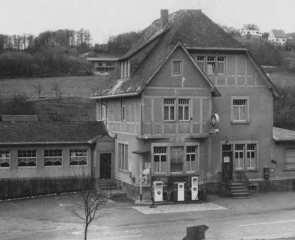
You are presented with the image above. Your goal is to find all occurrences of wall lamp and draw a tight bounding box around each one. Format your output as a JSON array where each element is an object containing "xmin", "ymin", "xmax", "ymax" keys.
[{"xmin": 225, "ymin": 136, "xmax": 229, "ymax": 145}]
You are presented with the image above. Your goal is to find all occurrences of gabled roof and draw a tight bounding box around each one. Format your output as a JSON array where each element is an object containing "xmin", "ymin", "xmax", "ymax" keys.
[
  {"xmin": 271, "ymin": 29, "xmax": 287, "ymax": 38},
  {"xmin": 243, "ymin": 24, "xmax": 260, "ymax": 31},
  {"xmin": 92, "ymin": 10, "xmax": 245, "ymax": 99},
  {"xmin": 0, "ymin": 121, "xmax": 109, "ymax": 144},
  {"xmin": 273, "ymin": 127, "xmax": 295, "ymax": 142}
]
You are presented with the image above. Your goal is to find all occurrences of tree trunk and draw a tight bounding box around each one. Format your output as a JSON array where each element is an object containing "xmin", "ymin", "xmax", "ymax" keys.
[{"xmin": 84, "ymin": 223, "xmax": 89, "ymax": 240}]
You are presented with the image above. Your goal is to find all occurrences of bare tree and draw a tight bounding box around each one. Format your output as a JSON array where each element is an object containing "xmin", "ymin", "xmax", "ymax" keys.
[
  {"xmin": 71, "ymin": 169, "xmax": 107, "ymax": 240},
  {"xmin": 33, "ymin": 83, "xmax": 44, "ymax": 98},
  {"xmin": 51, "ymin": 82, "xmax": 62, "ymax": 100}
]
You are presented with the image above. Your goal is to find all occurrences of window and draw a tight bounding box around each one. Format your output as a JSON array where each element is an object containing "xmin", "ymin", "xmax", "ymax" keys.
[
  {"xmin": 124, "ymin": 61, "xmax": 127, "ymax": 78},
  {"xmin": 246, "ymin": 144, "xmax": 256, "ymax": 169},
  {"xmin": 186, "ymin": 146, "xmax": 197, "ymax": 172},
  {"xmin": 127, "ymin": 60, "xmax": 130, "ymax": 77},
  {"xmin": 178, "ymin": 99, "xmax": 190, "ymax": 121},
  {"xmin": 171, "ymin": 146, "xmax": 184, "ymax": 173},
  {"xmin": 172, "ymin": 60, "xmax": 182, "ymax": 76},
  {"xmin": 70, "ymin": 150, "xmax": 87, "ymax": 166},
  {"xmin": 196, "ymin": 56, "xmax": 205, "ymax": 72},
  {"xmin": 120, "ymin": 62, "xmax": 123, "ymax": 78},
  {"xmin": 98, "ymin": 62, "xmax": 102, "ymax": 66},
  {"xmin": 121, "ymin": 101, "xmax": 126, "ymax": 121},
  {"xmin": 216, "ymin": 57, "xmax": 225, "ymax": 74},
  {"xmin": 232, "ymin": 98, "xmax": 248, "ymax": 122},
  {"xmin": 207, "ymin": 56, "xmax": 215, "ymax": 75},
  {"xmin": 118, "ymin": 142, "xmax": 128, "ymax": 171},
  {"xmin": 235, "ymin": 144, "xmax": 244, "ymax": 170},
  {"xmin": 153, "ymin": 147, "xmax": 167, "ymax": 173},
  {"xmin": 164, "ymin": 99, "xmax": 175, "ymax": 121},
  {"xmin": 101, "ymin": 104, "xmax": 107, "ymax": 122},
  {"xmin": 44, "ymin": 150, "xmax": 62, "ymax": 166},
  {"xmin": 233, "ymin": 143, "xmax": 257, "ymax": 170},
  {"xmin": 0, "ymin": 150, "xmax": 10, "ymax": 168},
  {"xmin": 106, "ymin": 62, "xmax": 112, "ymax": 66},
  {"xmin": 18, "ymin": 150, "xmax": 36, "ymax": 167},
  {"xmin": 285, "ymin": 149, "xmax": 295, "ymax": 169}
]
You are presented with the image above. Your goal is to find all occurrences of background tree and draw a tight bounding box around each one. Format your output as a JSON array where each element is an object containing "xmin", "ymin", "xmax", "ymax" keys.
[{"xmin": 33, "ymin": 83, "xmax": 44, "ymax": 98}]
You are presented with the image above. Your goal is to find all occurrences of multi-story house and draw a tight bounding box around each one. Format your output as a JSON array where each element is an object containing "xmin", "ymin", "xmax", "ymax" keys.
[
  {"xmin": 92, "ymin": 9, "xmax": 285, "ymax": 200},
  {"xmin": 86, "ymin": 56, "xmax": 119, "ymax": 73},
  {"xmin": 268, "ymin": 29, "xmax": 287, "ymax": 46},
  {"xmin": 241, "ymin": 24, "xmax": 262, "ymax": 38}
]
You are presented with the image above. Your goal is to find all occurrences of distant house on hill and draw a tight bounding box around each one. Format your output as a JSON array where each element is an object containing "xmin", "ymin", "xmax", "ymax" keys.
[
  {"xmin": 241, "ymin": 24, "xmax": 262, "ymax": 38},
  {"xmin": 268, "ymin": 29, "xmax": 287, "ymax": 46},
  {"xmin": 86, "ymin": 56, "xmax": 120, "ymax": 74}
]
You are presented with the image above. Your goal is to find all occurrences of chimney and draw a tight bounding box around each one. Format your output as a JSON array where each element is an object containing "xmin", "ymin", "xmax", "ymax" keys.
[{"xmin": 161, "ymin": 9, "xmax": 169, "ymax": 28}]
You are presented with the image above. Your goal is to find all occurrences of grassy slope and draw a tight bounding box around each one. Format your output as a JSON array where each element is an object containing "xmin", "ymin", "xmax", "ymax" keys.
[{"xmin": 0, "ymin": 76, "xmax": 107, "ymax": 121}]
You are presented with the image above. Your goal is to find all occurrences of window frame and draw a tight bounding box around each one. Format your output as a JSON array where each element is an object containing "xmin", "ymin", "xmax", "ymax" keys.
[
  {"xmin": 0, "ymin": 150, "xmax": 10, "ymax": 168},
  {"xmin": 44, "ymin": 149, "xmax": 63, "ymax": 167},
  {"xmin": 178, "ymin": 98, "xmax": 191, "ymax": 121},
  {"xmin": 231, "ymin": 97, "xmax": 249, "ymax": 124},
  {"xmin": 172, "ymin": 60, "xmax": 183, "ymax": 77},
  {"xmin": 164, "ymin": 98, "xmax": 176, "ymax": 122},
  {"xmin": 17, "ymin": 150, "xmax": 37, "ymax": 168},
  {"xmin": 196, "ymin": 56, "xmax": 206, "ymax": 72},
  {"xmin": 186, "ymin": 146, "xmax": 197, "ymax": 173},
  {"xmin": 284, "ymin": 148, "xmax": 295, "ymax": 170},
  {"xmin": 121, "ymin": 100, "xmax": 126, "ymax": 121},
  {"xmin": 101, "ymin": 104, "xmax": 107, "ymax": 122},
  {"xmin": 153, "ymin": 146, "xmax": 168, "ymax": 174},
  {"xmin": 118, "ymin": 141, "xmax": 128, "ymax": 171},
  {"xmin": 70, "ymin": 149, "xmax": 88, "ymax": 166}
]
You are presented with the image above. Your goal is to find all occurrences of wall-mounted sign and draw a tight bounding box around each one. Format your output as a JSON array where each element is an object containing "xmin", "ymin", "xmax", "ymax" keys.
[
  {"xmin": 211, "ymin": 114, "xmax": 220, "ymax": 128},
  {"xmin": 224, "ymin": 156, "xmax": 230, "ymax": 163}
]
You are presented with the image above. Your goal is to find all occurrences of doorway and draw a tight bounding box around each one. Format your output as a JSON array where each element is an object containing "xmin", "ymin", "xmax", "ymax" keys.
[
  {"xmin": 222, "ymin": 144, "xmax": 233, "ymax": 182},
  {"xmin": 100, "ymin": 153, "xmax": 112, "ymax": 179}
]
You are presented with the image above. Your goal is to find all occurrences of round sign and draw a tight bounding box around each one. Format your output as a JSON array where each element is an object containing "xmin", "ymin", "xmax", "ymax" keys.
[{"xmin": 211, "ymin": 114, "xmax": 219, "ymax": 128}]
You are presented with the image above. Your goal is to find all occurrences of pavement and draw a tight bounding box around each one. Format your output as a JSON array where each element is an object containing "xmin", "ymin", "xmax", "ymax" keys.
[{"xmin": 1, "ymin": 191, "xmax": 295, "ymax": 240}]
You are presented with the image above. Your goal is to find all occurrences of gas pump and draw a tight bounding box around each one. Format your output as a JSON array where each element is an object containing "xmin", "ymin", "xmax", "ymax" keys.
[
  {"xmin": 173, "ymin": 182, "xmax": 186, "ymax": 201},
  {"xmin": 191, "ymin": 176, "xmax": 198, "ymax": 200},
  {"xmin": 153, "ymin": 181, "xmax": 163, "ymax": 202}
]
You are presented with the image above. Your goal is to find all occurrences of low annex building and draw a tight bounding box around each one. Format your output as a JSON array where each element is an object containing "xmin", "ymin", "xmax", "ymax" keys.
[{"xmin": 0, "ymin": 120, "xmax": 114, "ymax": 188}]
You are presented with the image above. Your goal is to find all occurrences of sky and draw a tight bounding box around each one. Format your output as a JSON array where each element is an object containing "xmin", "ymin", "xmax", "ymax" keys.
[{"xmin": 0, "ymin": 0, "xmax": 294, "ymax": 44}]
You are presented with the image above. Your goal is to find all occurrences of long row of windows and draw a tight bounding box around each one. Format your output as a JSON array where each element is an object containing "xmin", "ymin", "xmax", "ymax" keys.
[
  {"xmin": 0, "ymin": 149, "xmax": 88, "ymax": 168},
  {"xmin": 153, "ymin": 146, "xmax": 198, "ymax": 174}
]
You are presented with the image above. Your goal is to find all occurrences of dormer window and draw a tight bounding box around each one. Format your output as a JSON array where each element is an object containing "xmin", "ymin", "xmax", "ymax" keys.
[
  {"xmin": 172, "ymin": 60, "xmax": 182, "ymax": 77},
  {"xmin": 120, "ymin": 60, "xmax": 131, "ymax": 78}
]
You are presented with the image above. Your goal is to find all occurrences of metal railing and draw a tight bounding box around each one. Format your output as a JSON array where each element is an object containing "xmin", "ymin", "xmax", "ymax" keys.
[{"xmin": 235, "ymin": 172, "xmax": 250, "ymax": 188}]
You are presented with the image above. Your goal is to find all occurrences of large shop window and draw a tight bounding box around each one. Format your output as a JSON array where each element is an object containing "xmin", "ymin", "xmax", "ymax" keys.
[
  {"xmin": 153, "ymin": 147, "xmax": 167, "ymax": 173},
  {"xmin": 0, "ymin": 150, "xmax": 10, "ymax": 168},
  {"xmin": 70, "ymin": 149, "xmax": 88, "ymax": 166},
  {"xmin": 285, "ymin": 149, "xmax": 295, "ymax": 169},
  {"xmin": 44, "ymin": 150, "xmax": 62, "ymax": 166},
  {"xmin": 232, "ymin": 98, "xmax": 248, "ymax": 123},
  {"xmin": 118, "ymin": 142, "xmax": 128, "ymax": 171},
  {"xmin": 153, "ymin": 145, "xmax": 198, "ymax": 174},
  {"xmin": 233, "ymin": 143, "xmax": 257, "ymax": 170},
  {"xmin": 18, "ymin": 150, "xmax": 37, "ymax": 167}
]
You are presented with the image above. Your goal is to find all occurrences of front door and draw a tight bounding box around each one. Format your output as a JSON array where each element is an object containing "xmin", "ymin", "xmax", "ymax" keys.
[
  {"xmin": 222, "ymin": 144, "xmax": 233, "ymax": 181},
  {"xmin": 100, "ymin": 153, "xmax": 112, "ymax": 179}
]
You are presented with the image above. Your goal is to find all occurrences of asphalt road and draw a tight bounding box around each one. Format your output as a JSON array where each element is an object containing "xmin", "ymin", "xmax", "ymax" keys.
[{"xmin": 1, "ymin": 192, "xmax": 295, "ymax": 240}]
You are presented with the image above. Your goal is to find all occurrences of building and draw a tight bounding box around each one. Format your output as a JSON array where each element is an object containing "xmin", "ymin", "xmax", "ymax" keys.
[
  {"xmin": 86, "ymin": 57, "xmax": 119, "ymax": 74},
  {"xmin": 241, "ymin": 24, "xmax": 262, "ymax": 38},
  {"xmin": 91, "ymin": 9, "xmax": 294, "ymax": 201},
  {"xmin": 0, "ymin": 120, "xmax": 114, "ymax": 198},
  {"xmin": 268, "ymin": 29, "xmax": 287, "ymax": 46}
]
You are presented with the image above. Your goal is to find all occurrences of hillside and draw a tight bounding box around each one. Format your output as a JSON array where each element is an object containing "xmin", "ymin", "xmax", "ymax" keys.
[{"xmin": 287, "ymin": 32, "xmax": 295, "ymax": 39}]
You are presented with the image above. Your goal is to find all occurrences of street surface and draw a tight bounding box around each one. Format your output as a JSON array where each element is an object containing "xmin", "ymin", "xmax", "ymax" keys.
[{"xmin": 0, "ymin": 192, "xmax": 295, "ymax": 240}]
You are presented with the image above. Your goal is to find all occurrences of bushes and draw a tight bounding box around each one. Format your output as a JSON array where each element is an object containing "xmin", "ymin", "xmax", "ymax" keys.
[{"xmin": 0, "ymin": 47, "xmax": 92, "ymax": 79}]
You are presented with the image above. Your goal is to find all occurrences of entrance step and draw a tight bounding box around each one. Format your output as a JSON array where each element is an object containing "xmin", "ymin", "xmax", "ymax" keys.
[
  {"xmin": 229, "ymin": 181, "xmax": 251, "ymax": 199},
  {"xmin": 96, "ymin": 179, "xmax": 118, "ymax": 190}
]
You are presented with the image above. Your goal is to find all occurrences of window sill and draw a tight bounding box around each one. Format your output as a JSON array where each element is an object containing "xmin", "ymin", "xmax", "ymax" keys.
[
  {"xmin": 172, "ymin": 75, "xmax": 182, "ymax": 78},
  {"xmin": 234, "ymin": 169, "xmax": 259, "ymax": 172},
  {"xmin": 164, "ymin": 120, "xmax": 176, "ymax": 123},
  {"xmin": 0, "ymin": 167, "xmax": 10, "ymax": 169},
  {"xmin": 45, "ymin": 166, "xmax": 63, "ymax": 168},
  {"xmin": 283, "ymin": 168, "xmax": 295, "ymax": 171},
  {"xmin": 70, "ymin": 165, "xmax": 88, "ymax": 167},
  {"xmin": 231, "ymin": 121, "xmax": 250, "ymax": 125},
  {"xmin": 118, "ymin": 169, "xmax": 129, "ymax": 173},
  {"xmin": 18, "ymin": 167, "xmax": 37, "ymax": 169}
]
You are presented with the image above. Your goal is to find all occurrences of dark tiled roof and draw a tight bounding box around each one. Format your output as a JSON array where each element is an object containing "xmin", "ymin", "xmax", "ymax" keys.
[
  {"xmin": 92, "ymin": 10, "xmax": 240, "ymax": 98},
  {"xmin": 272, "ymin": 29, "xmax": 287, "ymax": 38},
  {"xmin": 0, "ymin": 121, "xmax": 108, "ymax": 144},
  {"xmin": 1, "ymin": 115, "xmax": 38, "ymax": 122},
  {"xmin": 273, "ymin": 127, "xmax": 295, "ymax": 142}
]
